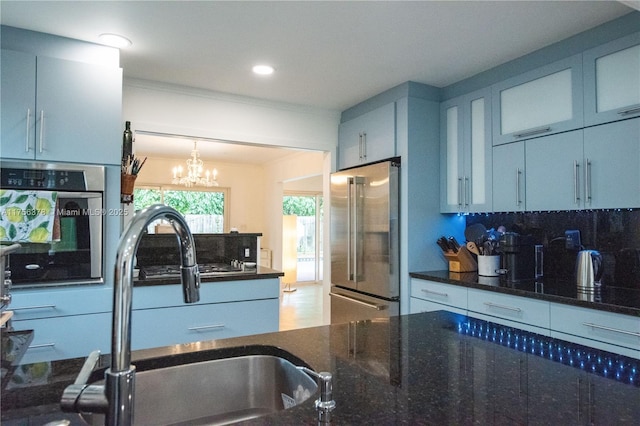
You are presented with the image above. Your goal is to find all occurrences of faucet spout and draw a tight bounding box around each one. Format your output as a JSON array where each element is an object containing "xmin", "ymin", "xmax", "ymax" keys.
[{"xmin": 61, "ymin": 204, "xmax": 200, "ymax": 426}]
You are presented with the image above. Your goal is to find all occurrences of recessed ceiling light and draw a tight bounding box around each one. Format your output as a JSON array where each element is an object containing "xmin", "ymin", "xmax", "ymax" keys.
[
  {"xmin": 99, "ymin": 33, "xmax": 132, "ymax": 48},
  {"xmin": 252, "ymin": 64, "xmax": 275, "ymax": 75}
]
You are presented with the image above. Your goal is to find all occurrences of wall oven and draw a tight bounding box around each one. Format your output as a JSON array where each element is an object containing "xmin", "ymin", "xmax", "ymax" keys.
[{"xmin": 0, "ymin": 161, "xmax": 105, "ymax": 287}]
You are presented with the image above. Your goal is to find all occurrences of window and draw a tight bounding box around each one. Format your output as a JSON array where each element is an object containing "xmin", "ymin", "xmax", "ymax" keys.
[{"xmin": 134, "ymin": 186, "xmax": 228, "ymax": 233}]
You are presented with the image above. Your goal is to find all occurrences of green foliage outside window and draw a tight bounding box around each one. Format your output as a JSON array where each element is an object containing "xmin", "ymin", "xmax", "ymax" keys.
[
  {"xmin": 283, "ymin": 196, "xmax": 318, "ymax": 216},
  {"xmin": 133, "ymin": 188, "xmax": 225, "ymax": 233}
]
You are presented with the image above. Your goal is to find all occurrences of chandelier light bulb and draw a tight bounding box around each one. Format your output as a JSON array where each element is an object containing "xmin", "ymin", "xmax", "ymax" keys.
[{"xmin": 171, "ymin": 140, "xmax": 219, "ymax": 187}]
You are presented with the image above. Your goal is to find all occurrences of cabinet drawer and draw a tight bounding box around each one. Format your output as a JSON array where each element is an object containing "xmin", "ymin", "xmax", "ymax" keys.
[
  {"xmin": 132, "ymin": 299, "xmax": 279, "ymax": 350},
  {"xmin": 410, "ymin": 279, "xmax": 467, "ymax": 311},
  {"xmin": 410, "ymin": 297, "xmax": 466, "ymax": 316},
  {"xmin": 133, "ymin": 278, "xmax": 280, "ymax": 309},
  {"xmin": 549, "ymin": 303, "xmax": 640, "ymax": 356},
  {"xmin": 13, "ymin": 313, "xmax": 111, "ymax": 363},
  {"xmin": 467, "ymin": 288, "xmax": 550, "ymax": 331},
  {"xmin": 10, "ymin": 286, "xmax": 112, "ymax": 320}
]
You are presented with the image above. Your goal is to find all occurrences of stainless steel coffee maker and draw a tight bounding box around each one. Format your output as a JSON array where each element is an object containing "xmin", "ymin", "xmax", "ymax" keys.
[{"xmin": 576, "ymin": 250, "xmax": 603, "ymax": 298}]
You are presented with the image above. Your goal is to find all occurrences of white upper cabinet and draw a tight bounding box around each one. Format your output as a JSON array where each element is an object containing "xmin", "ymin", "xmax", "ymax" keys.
[
  {"xmin": 525, "ymin": 118, "xmax": 640, "ymax": 211},
  {"xmin": 492, "ymin": 55, "xmax": 583, "ymax": 146},
  {"xmin": 440, "ymin": 88, "xmax": 492, "ymax": 213},
  {"xmin": 583, "ymin": 117, "xmax": 640, "ymax": 209},
  {"xmin": 492, "ymin": 141, "xmax": 526, "ymax": 212},
  {"xmin": 583, "ymin": 32, "xmax": 640, "ymax": 126},
  {"xmin": 338, "ymin": 102, "xmax": 395, "ymax": 170},
  {"xmin": 525, "ymin": 130, "xmax": 584, "ymax": 211},
  {"xmin": 1, "ymin": 49, "xmax": 123, "ymax": 165}
]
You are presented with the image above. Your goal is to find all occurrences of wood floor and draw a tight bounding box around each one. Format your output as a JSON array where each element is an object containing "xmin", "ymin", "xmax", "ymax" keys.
[{"xmin": 279, "ymin": 283, "xmax": 324, "ymax": 331}]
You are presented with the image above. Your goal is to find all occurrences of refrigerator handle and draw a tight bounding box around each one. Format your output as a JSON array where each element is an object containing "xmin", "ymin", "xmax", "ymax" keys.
[
  {"xmin": 347, "ymin": 177, "xmax": 354, "ymax": 282},
  {"xmin": 329, "ymin": 292, "xmax": 387, "ymax": 310}
]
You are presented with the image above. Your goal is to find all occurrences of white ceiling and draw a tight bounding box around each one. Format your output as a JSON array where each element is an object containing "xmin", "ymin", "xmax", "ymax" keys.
[{"xmin": 1, "ymin": 1, "xmax": 635, "ymax": 163}]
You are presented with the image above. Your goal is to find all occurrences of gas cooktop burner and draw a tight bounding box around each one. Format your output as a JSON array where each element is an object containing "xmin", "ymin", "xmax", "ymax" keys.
[{"xmin": 139, "ymin": 263, "xmax": 243, "ymax": 279}]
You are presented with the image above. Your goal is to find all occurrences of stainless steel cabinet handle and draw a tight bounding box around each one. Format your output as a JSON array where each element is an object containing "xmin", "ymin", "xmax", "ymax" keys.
[
  {"xmin": 582, "ymin": 322, "xmax": 640, "ymax": 338},
  {"xmin": 330, "ymin": 292, "xmax": 386, "ymax": 310},
  {"xmin": 362, "ymin": 132, "xmax": 367, "ymax": 159},
  {"xmin": 617, "ymin": 106, "xmax": 640, "ymax": 116},
  {"xmin": 187, "ymin": 324, "xmax": 225, "ymax": 331},
  {"xmin": 358, "ymin": 133, "xmax": 363, "ymax": 160},
  {"xmin": 513, "ymin": 126, "xmax": 551, "ymax": 139},
  {"xmin": 421, "ymin": 288, "xmax": 448, "ymax": 298},
  {"xmin": 39, "ymin": 110, "xmax": 45, "ymax": 153},
  {"xmin": 458, "ymin": 177, "xmax": 463, "ymax": 207},
  {"xmin": 29, "ymin": 343, "xmax": 56, "ymax": 349},
  {"xmin": 483, "ymin": 302, "xmax": 522, "ymax": 312},
  {"xmin": 464, "ymin": 176, "xmax": 470, "ymax": 207},
  {"xmin": 585, "ymin": 159, "xmax": 592, "ymax": 204},
  {"xmin": 25, "ymin": 108, "xmax": 31, "ymax": 152},
  {"xmin": 573, "ymin": 160, "xmax": 580, "ymax": 204},
  {"xmin": 516, "ymin": 169, "xmax": 522, "ymax": 206},
  {"xmin": 12, "ymin": 304, "xmax": 56, "ymax": 311}
]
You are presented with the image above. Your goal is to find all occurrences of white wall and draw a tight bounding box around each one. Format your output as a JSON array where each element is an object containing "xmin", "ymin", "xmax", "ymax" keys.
[
  {"xmin": 123, "ymin": 78, "xmax": 340, "ymax": 152},
  {"xmin": 133, "ymin": 156, "xmax": 266, "ymax": 234}
]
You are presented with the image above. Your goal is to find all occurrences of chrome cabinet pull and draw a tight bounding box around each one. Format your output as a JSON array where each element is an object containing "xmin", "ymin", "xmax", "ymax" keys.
[
  {"xmin": 187, "ymin": 324, "xmax": 225, "ymax": 331},
  {"xmin": 29, "ymin": 343, "xmax": 56, "ymax": 349},
  {"xmin": 516, "ymin": 169, "xmax": 522, "ymax": 206},
  {"xmin": 483, "ymin": 301, "xmax": 522, "ymax": 312},
  {"xmin": 582, "ymin": 322, "xmax": 640, "ymax": 338},
  {"xmin": 458, "ymin": 177, "xmax": 463, "ymax": 207},
  {"xmin": 362, "ymin": 132, "xmax": 367, "ymax": 159},
  {"xmin": 513, "ymin": 126, "xmax": 551, "ymax": 139},
  {"xmin": 464, "ymin": 176, "xmax": 470, "ymax": 206},
  {"xmin": 39, "ymin": 110, "xmax": 45, "ymax": 153},
  {"xmin": 585, "ymin": 159, "xmax": 592, "ymax": 204},
  {"xmin": 574, "ymin": 160, "xmax": 580, "ymax": 204},
  {"xmin": 12, "ymin": 304, "xmax": 56, "ymax": 311},
  {"xmin": 617, "ymin": 106, "xmax": 640, "ymax": 116},
  {"xmin": 421, "ymin": 288, "xmax": 448, "ymax": 298},
  {"xmin": 25, "ymin": 108, "xmax": 31, "ymax": 152}
]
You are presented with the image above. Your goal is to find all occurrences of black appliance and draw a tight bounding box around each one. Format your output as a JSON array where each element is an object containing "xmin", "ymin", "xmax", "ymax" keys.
[{"xmin": 499, "ymin": 232, "xmax": 535, "ymax": 282}]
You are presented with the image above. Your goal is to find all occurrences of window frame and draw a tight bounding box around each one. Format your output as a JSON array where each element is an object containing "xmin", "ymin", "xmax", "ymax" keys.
[{"xmin": 134, "ymin": 184, "xmax": 230, "ymax": 233}]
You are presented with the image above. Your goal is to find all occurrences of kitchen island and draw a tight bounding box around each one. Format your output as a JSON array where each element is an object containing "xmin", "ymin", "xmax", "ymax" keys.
[{"xmin": 2, "ymin": 311, "xmax": 639, "ymax": 425}]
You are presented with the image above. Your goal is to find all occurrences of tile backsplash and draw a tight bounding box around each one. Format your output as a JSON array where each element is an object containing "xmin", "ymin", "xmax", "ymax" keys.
[{"xmin": 466, "ymin": 210, "xmax": 640, "ymax": 288}]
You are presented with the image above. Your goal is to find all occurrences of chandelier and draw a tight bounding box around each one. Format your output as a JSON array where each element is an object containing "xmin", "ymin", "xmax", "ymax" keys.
[{"xmin": 171, "ymin": 140, "xmax": 218, "ymax": 187}]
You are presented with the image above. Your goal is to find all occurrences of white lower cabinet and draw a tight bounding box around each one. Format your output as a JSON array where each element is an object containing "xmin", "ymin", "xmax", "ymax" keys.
[
  {"xmin": 466, "ymin": 288, "xmax": 550, "ymax": 335},
  {"xmin": 9, "ymin": 279, "xmax": 281, "ymax": 362},
  {"xmin": 13, "ymin": 313, "xmax": 111, "ymax": 364},
  {"xmin": 132, "ymin": 299, "xmax": 279, "ymax": 351},
  {"xmin": 409, "ymin": 278, "xmax": 467, "ymax": 315},
  {"xmin": 549, "ymin": 303, "xmax": 640, "ymax": 359}
]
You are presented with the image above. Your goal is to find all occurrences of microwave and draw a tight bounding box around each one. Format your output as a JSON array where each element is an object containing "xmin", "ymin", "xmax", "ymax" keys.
[{"xmin": 0, "ymin": 161, "xmax": 105, "ymax": 287}]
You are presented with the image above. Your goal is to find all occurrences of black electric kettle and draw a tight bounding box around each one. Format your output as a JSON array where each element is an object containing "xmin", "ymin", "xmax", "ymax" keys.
[{"xmin": 575, "ymin": 250, "xmax": 603, "ymax": 292}]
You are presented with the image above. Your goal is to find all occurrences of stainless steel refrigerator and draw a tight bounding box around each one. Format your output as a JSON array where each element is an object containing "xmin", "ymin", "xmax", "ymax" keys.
[{"xmin": 330, "ymin": 159, "xmax": 400, "ymax": 324}]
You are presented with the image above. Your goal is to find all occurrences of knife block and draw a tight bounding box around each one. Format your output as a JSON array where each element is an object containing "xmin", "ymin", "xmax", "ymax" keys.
[{"xmin": 443, "ymin": 246, "xmax": 478, "ymax": 272}]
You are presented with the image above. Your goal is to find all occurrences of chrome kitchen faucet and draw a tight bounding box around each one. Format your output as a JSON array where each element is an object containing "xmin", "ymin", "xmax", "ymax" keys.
[{"xmin": 61, "ymin": 204, "xmax": 201, "ymax": 426}]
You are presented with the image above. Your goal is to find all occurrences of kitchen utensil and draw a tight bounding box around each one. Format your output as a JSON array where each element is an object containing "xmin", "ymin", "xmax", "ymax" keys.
[
  {"xmin": 448, "ymin": 236, "xmax": 460, "ymax": 253},
  {"xmin": 437, "ymin": 236, "xmax": 451, "ymax": 253},
  {"xmin": 576, "ymin": 250, "xmax": 603, "ymax": 292},
  {"xmin": 466, "ymin": 241, "xmax": 480, "ymax": 256},
  {"xmin": 464, "ymin": 223, "xmax": 487, "ymax": 244}
]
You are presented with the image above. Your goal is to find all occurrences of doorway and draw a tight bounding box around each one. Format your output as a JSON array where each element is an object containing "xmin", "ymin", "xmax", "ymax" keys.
[{"xmin": 282, "ymin": 193, "xmax": 323, "ymax": 283}]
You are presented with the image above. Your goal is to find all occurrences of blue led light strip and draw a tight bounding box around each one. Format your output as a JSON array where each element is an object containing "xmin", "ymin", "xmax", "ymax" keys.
[{"xmin": 457, "ymin": 318, "xmax": 639, "ymax": 387}]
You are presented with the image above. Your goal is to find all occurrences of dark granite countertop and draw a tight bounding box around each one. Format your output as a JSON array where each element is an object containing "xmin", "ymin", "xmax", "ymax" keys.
[
  {"xmin": 2, "ymin": 311, "xmax": 639, "ymax": 425},
  {"xmin": 134, "ymin": 265, "xmax": 284, "ymax": 287},
  {"xmin": 411, "ymin": 270, "xmax": 640, "ymax": 317}
]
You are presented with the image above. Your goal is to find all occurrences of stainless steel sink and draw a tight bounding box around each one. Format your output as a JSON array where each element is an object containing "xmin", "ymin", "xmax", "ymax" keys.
[{"xmin": 81, "ymin": 354, "xmax": 318, "ymax": 425}]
